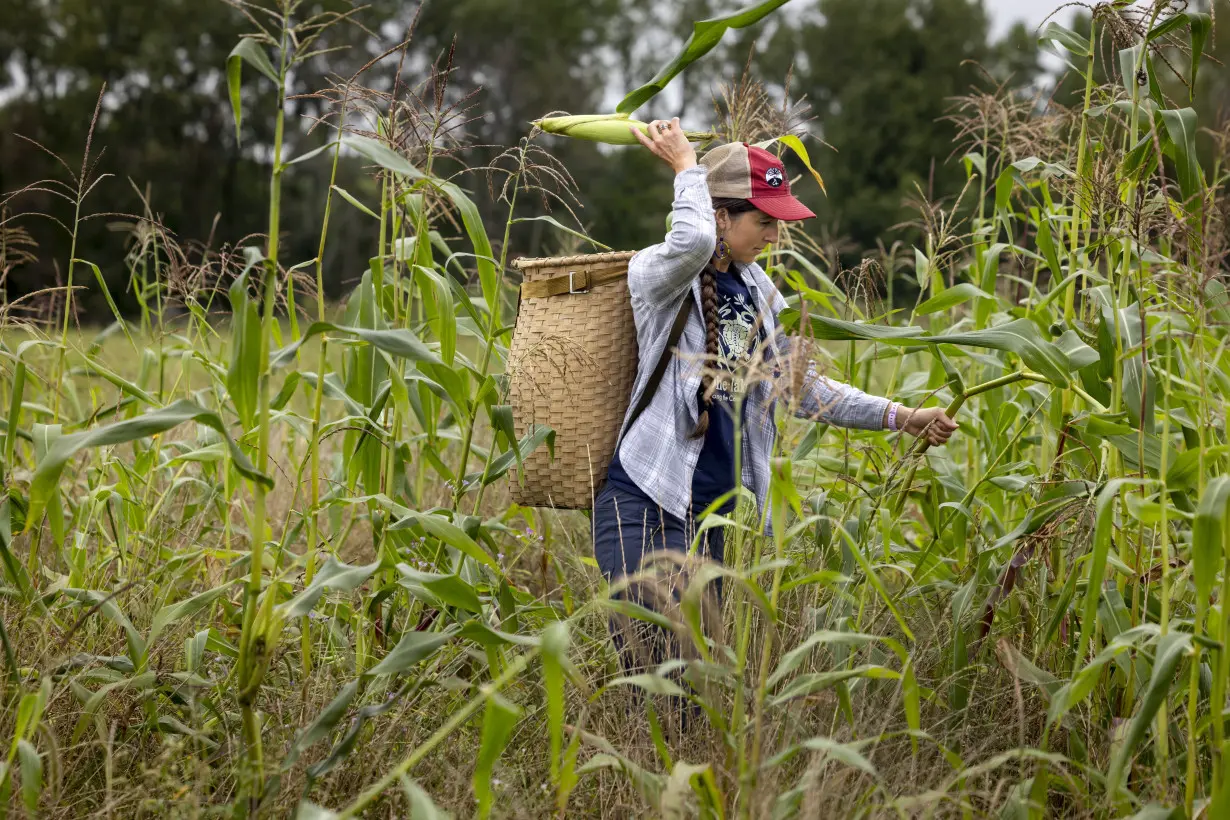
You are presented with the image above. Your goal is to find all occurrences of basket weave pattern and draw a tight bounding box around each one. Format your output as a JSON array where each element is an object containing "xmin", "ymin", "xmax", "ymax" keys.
[{"xmin": 507, "ymin": 251, "xmax": 638, "ymax": 509}]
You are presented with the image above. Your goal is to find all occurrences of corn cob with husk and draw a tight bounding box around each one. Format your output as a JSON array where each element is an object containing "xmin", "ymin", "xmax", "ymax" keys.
[{"xmin": 533, "ymin": 113, "xmax": 716, "ymax": 146}]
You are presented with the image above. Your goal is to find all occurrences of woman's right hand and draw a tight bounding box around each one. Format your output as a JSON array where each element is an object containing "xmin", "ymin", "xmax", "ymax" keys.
[
  {"xmin": 630, "ymin": 117, "xmax": 697, "ymax": 175},
  {"xmin": 901, "ymin": 406, "xmax": 959, "ymax": 446}
]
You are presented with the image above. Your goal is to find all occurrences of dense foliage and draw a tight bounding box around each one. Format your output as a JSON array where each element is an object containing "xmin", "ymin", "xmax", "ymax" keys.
[
  {"xmin": 1, "ymin": 2, "xmax": 1229, "ymax": 818},
  {"xmin": 0, "ymin": 0, "xmax": 1044, "ymax": 314}
]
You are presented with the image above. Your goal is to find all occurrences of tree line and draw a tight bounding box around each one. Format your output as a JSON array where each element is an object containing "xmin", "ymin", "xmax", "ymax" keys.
[{"xmin": 0, "ymin": 0, "xmax": 1224, "ymax": 320}]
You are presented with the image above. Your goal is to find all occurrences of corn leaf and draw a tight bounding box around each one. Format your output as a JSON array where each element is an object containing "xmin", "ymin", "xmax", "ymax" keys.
[
  {"xmin": 1189, "ymin": 15, "xmax": 1211, "ymax": 96},
  {"xmin": 835, "ymin": 526, "xmax": 914, "ymax": 642},
  {"xmin": 279, "ymin": 556, "xmax": 381, "ymax": 619},
  {"xmin": 576, "ymin": 749, "xmax": 665, "ymax": 805},
  {"xmin": 304, "ymin": 679, "xmax": 422, "ymax": 781},
  {"xmin": 609, "ymin": 674, "xmax": 689, "ymax": 699},
  {"xmin": 1072, "ymin": 479, "xmax": 1143, "ymax": 676},
  {"xmin": 794, "ymin": 737, "xmax": 878, "ymax": 778},
  {"xmin": 616, "ymin": 0, "xmax": 793, "ymax": 115},
  {"xmin": 412, "ymin": 265, "xmax": 457, "ymax": 366},
  {"xmin": 146, "ymin": 581, "xmax": 238, "ymax": 650},
  {"xmin": 62, "ymin": 588, "xmax": 146, "ymax": 664},
  {"xmin": 284, "ymin": 680, "xmax": 359, "ymax": 771},
  {"xmin": 271, "ymin": 321, "xmax": 441, "ymax": 370},
  {"xmin": 226, "ymin": 38, "xmax": 278, "ymax": 144},
  {"xmin": 768, "ymin": 630, "xmax": 878, "ymax": 689},
  {"xmin": 995, "ymin": 639, "xmax": 1062, "ymax": 700},
  {"xmin": 16, "ymin": 738, "xmax": 42, "ymax": 812},
  {"xmin": 458, "ymin": 619, "xmax": 541, "ymax": 648},
  {"xmin": 345, "ymin": 135, "xmax": 499, "ymax": 315},
  {"xmin": 331, "ymin": 185, "xmax": 380, "ymax": 220},
  {"xmin": 542, "ymin": 621, "xmax": 568, "ymax": 784},
  {"xmin": 1147, "ymin": 12, "xmax": 1211, "ymax": 98},
  {"xmin": 782, "ymin": 310, "xmax": 1087, "ymax": 388},
  {"xmin": 389, "ymin": 512, "xmax": 496, "ymax": 570},
  {"xmin": 473, "ymin": 692, "xmax": 521, "ymax": 819},
  {"xmin": 769, "ymin": 665, "xmax": 899, "ymax": 708},
  {"xmin": 1159, "ymin": 107, "xmax": 1203, "ymax": 208},
  {"xmin": 466, "ymin": 422, "xmax": 555, "ymax": 489},
  {"xmin": 1106, "ymin": 632, "xmax": 1191, "ymax": 796},
  {"xmin": 915, "ymin": 283, "xmax": 997, "ymax": 316},
  {"xmin": 27, "ymin": 399, "xmax": 272, "ymax": 529},
  {"xmin": 397, "ymin": 567, "xmax": 483, "ymax": 613},
  {"xmin": 365, "ymin": 628, "xmax": 454, "ymax": 677},
  {"xmin": 344, "ymin": 134, "xmax": 419, "ymax": 177},
  {"xmin": 3, "ymin": 341, "xmax": 54, "ymax": 469},
  {"xmin": 71, "ymin": 672, "xmax": 157, "ymax": 745},
  {"xmin": 1092, "ymin": 287, "xmax": 1155, "ymax": 432},
  {"xmin": 0, "ymin": 496, "xmax": 34, "ymax": 603},
  {"xmin": 1193, "ymin": 478, "xmax": 1230, "ymax": 606},
  {"xmin": 1039, "ymin": 21, "xmax": 1092, "ymax": 74},
  {"xmin": 512, "ymin": 216, "xmax": 611, "ymax": 250},
  {"xmin": 227, "ymin": 270, "xmax": 261, "ymax": 429},
  {"xmin": 661, "ymin": 762, "xmax": 722, "ymax": 819},
  {"xmin": 78, "ymin": 258, "xmax": 138, "ymax": 354},
  {"xmin": 398, "ymin": 776, "xmax": 452, "ymax": 820}
]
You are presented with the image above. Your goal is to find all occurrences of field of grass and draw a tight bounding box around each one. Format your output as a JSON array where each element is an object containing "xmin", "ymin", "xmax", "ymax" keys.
[{"xmin": 2, "ymin": 3, "xmax": 1230, "ymax": 818}]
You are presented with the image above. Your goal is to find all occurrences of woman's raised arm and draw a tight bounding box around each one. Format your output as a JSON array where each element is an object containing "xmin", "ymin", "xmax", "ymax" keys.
[{"xmin": 627, "ymin": 118, "xmax": 715, "ymax": 307}]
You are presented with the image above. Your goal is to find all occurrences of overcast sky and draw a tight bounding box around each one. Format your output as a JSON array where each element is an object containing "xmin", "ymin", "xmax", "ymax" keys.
[{"xmin": 986, "ymin": 0, "xmax": 1077, "ymax": 39}]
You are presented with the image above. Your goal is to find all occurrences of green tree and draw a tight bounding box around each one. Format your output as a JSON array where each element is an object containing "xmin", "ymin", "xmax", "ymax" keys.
[
  {"xmin": 0, "ymin": 0, "xmax": 400, "ymax": 314},
  {"xmin": 0, "ymin": 0, "xmax": 1038, "ymax": 309},
  {"xmin": 755, "ymin": 0, "xmax": 1041, "ymax": 254},
  {"xmin": 405, "ymin": 0, "xmax": 688, "ymax": 256}
]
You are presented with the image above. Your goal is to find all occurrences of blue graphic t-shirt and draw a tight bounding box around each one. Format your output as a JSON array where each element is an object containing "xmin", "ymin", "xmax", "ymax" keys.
[
  {"xmin": 690, "ymin": 265, "xmax": 759, "ymax": 513},
  {"xmin": 606, "ymin": 265, "xmax": 761, "ymax": 516}
]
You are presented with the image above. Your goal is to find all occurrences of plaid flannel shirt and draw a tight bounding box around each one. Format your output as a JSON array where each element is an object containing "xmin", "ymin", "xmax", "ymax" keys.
[{"xmin": 613, "ymin": 165, "xmax": 890, "ymax": 532}]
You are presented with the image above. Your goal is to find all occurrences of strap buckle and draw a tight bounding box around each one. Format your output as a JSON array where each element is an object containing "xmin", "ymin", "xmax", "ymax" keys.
[{"xmin": 568, "ymin": 271, "xmax": 589, "ymax": 294}]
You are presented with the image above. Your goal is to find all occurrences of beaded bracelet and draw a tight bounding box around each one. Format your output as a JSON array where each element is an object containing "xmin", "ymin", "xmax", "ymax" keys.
[{"xmin": 887, "ymin": 402, "xmax": 900, "ymax": 432}]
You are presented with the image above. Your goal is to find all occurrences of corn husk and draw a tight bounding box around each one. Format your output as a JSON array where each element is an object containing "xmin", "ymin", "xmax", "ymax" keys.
[{"xmin": 533, "ymin": 114, "xmax": 715, "ymax": 146}]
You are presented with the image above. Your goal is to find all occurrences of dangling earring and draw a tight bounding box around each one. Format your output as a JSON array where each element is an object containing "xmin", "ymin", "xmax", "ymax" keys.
[{"xmin": 713, "ymin": 236, "xmax": 732, "ymax": 265}]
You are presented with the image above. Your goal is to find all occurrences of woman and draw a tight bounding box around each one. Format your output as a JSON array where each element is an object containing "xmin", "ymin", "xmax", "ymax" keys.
[{"xmin": 593, "ymin": 117, "xmax": 958, "ymax": 610}]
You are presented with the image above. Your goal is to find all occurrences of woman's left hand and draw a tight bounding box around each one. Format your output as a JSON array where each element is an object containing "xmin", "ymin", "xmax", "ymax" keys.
[{"xmin": 901, "ymin": 407, "xmax": 958, "ymax": 446}]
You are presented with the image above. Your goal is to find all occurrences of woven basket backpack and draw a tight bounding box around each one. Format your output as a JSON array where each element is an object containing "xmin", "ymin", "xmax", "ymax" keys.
[{"xmin": 507, "ymin": 251, "xmax": 693, "ymax": 509}]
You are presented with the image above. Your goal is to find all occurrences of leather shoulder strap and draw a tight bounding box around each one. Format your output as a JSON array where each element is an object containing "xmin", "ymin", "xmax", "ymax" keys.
[{"xmin": 625, "ymin": 289, "xmax": 694, "ymax": 433}]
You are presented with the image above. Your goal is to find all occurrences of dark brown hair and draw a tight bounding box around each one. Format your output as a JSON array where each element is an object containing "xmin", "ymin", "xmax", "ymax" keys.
[{"xmin": 691, "ymin": 197, "xmax": 759, "ymax": 439}]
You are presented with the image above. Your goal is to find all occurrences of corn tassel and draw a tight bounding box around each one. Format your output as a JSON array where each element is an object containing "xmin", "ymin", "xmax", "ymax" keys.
[{"xmin": 533, "ymin": 113, "xmax": 715, "ymax": 146}]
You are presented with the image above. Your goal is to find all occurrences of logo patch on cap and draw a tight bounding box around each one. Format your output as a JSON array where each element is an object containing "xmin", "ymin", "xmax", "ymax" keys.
[{"xmin": 765, "ymin": 167, "xmax": 784, "ymax": 188}]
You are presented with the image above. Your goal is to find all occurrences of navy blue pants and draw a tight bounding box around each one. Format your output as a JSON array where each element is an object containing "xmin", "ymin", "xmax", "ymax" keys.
[
  {"xmin": 592, "ymin": 481, "xmax": 725, "ymax": 580},
  {"xmin": 591, "ymin": 481, "xmax": 725, "ymax": 682}
]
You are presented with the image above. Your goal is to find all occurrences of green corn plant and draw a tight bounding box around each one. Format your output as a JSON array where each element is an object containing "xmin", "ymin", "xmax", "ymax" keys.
[
  {"xmin": 3, "ymin": 2, "xmax": 1230, "ymax": 818},
  {"xmin": 226, "ymin": 0, "xmax": 361, "ymax": 805},
  {"xmin": 227, "ymin": 13, "xmax": 290, "ymax": 801}
]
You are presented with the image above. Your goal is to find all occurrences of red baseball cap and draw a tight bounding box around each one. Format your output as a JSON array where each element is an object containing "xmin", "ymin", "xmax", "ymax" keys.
[{"xmin": 700, "ymin": 142, "xmax": 816, "ymax": 221}]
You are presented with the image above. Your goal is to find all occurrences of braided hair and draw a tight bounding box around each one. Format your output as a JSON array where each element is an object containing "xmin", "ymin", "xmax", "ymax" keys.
[{"xmin": 691, "ymin": 197, "xmax": 759, "ymax": 439}]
